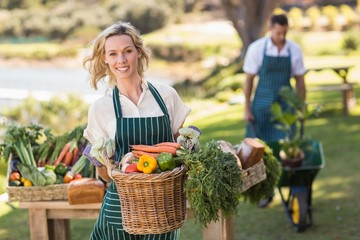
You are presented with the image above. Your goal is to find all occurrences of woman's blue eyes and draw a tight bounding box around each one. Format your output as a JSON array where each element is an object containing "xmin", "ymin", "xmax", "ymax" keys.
[{"xmin": 109, "ymin": 50, "xmax": 132, "ymax": 56}]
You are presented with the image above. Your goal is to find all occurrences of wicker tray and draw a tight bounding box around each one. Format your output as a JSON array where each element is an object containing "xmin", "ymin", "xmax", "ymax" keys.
[
  {"xmin": 7, "ymin": 184, "xmax": 68, "ymax": 202},
  {"xmin": 240, "ymin": 159, "xmax": 267, "ymax": 192},
  {"xmin": 110, "ymin": 165, "xmax": 187, "ymax": 235},
  {"xmin": 6, "ymin": 157, "xmax": 68, "ymax": 202}
]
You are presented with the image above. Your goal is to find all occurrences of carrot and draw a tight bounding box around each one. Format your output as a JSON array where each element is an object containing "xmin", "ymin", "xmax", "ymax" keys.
[
  {"xmin": 54, "ymin": 143, "xmax": 71, "ymax": 166},
  {"xmin": 132, "ymin": 150, "xmax": 160, "ymax": 159},
  {"xmin": 71, "ymin": 147, "xmax": 79, "ymax": 166},
  {"xmin": 63, "ymin": 151, "xmax": 73, "ymax": 166},
  {"xmin": 130, "ymin": 145, "xmax": 177, "ymax": 156},
  {"xmin": 155, "ymin": 142, "xmax": 182, "ymax": 149}
]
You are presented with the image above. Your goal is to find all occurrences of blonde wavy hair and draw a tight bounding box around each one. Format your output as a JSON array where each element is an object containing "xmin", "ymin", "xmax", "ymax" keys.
[{"xmin": 83, "ymin": 21, "xmax": 151, "ymax": 90}]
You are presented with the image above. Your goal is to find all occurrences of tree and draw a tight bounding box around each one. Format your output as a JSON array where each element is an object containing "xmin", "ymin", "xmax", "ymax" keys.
[
  {"xmin": 186, "ymin": 0, "xmax": 285, "ymax": 93},
  {"xmin": 220, "ymin": 0, "xmax": 286, "ymax": 59}
]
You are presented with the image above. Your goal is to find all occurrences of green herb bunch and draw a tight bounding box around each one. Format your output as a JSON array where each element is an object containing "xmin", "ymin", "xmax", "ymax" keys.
[
  {"xmin": 184, "ymin": 140, "xmax": 242, "ymax": 227},
  {"xmin": 240, "ymin": 139, "xmax": 281, "ymax": 204}
]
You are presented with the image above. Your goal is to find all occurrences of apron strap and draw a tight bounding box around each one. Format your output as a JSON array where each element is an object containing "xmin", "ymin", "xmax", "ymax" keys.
[
  {"xmin": 113, "ymin": 86, "xmax": 122, "ymax": 119},
  {"xmin": 287, "ymin": 45, "xmax": 292, "ymax": 68},
  {"xmin": 263, "ymin": 39, "xmax": 268, "ymax": 56},
  {"xmin": 148, "ymin": 82, "xmax": 170, "ymax": 117}
]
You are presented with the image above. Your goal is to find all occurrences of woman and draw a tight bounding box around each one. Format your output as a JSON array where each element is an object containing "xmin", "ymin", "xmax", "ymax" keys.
[{"xmin": 83, "ymin": 21, "xmax": 191, "ymax": 240}]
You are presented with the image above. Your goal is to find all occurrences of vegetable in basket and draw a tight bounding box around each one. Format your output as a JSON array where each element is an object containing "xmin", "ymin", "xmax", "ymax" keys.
[
  {"xmin": 1, "ymin": 124, "xmax": 43, "ymax": 167},
  {"xmin": 55, "ymin": 163, "xmax": 68, "ymax": 176},
  {"xmin": 174, "ymin": 126, "xmax": 202, "ymax": 164},
  {"xmin": 89, "ymin": 138, "xmax": 116, "ymax": 165},
  {"xmin": 156, "ymin": 152, "xmax": 176, "ymax": 171},
  {"xmin": 130, "ymin": 144, "xmax": 177, "ymax": 157},
  {"xmin": 10, "ymin": 159, "xmax": 21, "ymax": 172},
  {"xmin": 41, "ymin": 169, "xmax": 57, "ymax": 185},
  {"xmin": 176, "ymin": 126, "xmax": 201, "ymax": 153},
  {"xmin": 83, "ymin": 144, "xmax": 103, "ymax": 167},
  {"xmin": 137, "ymin": 155, "xmax": 158, "ymax": 174},
  {"xmin": 17, "ymin": 163, "xmax": 47, "ymax": 186},
  {"xmin": 9, "ymin": 172, "xmax": 21, "ymax": 181},
  {"xmin": 124, "ymin": 163, "xmax": 141, "ymax": 173}
]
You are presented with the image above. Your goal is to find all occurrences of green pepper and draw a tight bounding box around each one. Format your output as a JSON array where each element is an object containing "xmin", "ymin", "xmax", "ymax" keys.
[
  {"xmin": 54, "ymin": 163, "xmax": 68, "ymax": 176},
  {"xmin": 156, "ymin": 152, "xmax": 176, "ymax": 171}
]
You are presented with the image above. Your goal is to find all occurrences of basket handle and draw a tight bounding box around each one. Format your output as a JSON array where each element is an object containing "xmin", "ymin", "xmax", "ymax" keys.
[{"xmin": 104, "ymin": 157, "xmax": 115, "ymax": 180}]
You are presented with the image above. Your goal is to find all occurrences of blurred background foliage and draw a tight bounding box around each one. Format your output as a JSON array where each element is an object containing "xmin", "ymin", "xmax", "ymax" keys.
[
  {"xmin": 1, "ymin": 0, "xmax": 360, "ymax": 131},
  {"xmin": 0, "ymin": 0, "xmax": 357, "ymax": 43},
  {"xmin": 0, "ymin": 0, "xmax": 185, "ymax": 42},
  {"xmin": 1, "ymin": 95, "xmax": 89, "ymax": 135},
  {"xmin": 1, "ymin": 0, "xmax": 359, "ymax": 63}
]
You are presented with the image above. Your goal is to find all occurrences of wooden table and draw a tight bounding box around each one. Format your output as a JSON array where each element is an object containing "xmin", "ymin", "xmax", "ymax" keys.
[
  {"xmin": 306, "ymin": 65, "xmax": 356, "ymax": 115},
  {"xmin": 19, "ymin": 201, "xmax": 234, "ymax": 240}
]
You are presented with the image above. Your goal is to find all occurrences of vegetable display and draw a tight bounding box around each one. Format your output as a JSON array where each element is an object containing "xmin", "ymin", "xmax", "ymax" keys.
[{"xmin": 1, "ymin": 123, "xmax": 94, "ymax": 188}]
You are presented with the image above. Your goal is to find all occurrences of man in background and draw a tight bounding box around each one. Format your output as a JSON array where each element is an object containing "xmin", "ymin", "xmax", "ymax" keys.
[{"xmin": 242, "ymin": 13, "xmax": 306, "ymax": 207}]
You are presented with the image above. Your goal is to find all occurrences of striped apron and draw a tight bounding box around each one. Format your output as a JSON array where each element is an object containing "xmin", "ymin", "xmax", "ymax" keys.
[
  {"xmin": 246, "ymin": 40, "xmax": 295, "ymax": 142},
  {"xmin": 90, "ymin": 82, "xmax": 180, "ymax": 240}
]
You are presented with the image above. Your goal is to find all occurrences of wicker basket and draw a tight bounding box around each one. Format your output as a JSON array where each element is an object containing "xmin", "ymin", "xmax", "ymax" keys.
[
  {"xmin": 7, "ymin": 184, "xmax": 68, "ymax": 202},
  {"xmin": 6, "ymin": 157, "xmax": 68, "ymax": 202},
  {"xmin": 110, "ymin": 165, "xmax": 187, "ymax": 235},
  {"xmin": 240, "ymin": 159, "xmax": 267, "ymax": 192}
]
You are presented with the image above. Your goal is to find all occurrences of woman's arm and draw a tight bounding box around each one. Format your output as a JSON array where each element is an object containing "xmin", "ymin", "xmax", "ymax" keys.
[{"xmin": 96, "ymin": 166, "xmax": 112, "ymax": 182}]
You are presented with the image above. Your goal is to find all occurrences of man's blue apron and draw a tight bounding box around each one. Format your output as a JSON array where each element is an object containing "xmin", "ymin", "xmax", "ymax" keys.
[
  {"xmin": 90, "ymin": 82, "xmax": 180, "ymax": 240},
  {"xmin": 246, "ymin": 40, "xmax": 294, "ymax": 142}
]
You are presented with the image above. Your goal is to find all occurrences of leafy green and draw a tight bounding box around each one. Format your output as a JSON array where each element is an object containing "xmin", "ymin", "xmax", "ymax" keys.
[
  {"xmin": 1, "ymin": 123, "xmax": 43, "ymax": 166},
  {"xmin": 240, "ymin": 139, "xmax": 281, "ymax": 204},
  {"xmin": 35, "ymin": 128, "xmax": 55, "ymax": 164},
  {"xmin": 41, "ymin": 169, "xmax": 57, "ymax": 185},
  {"xmin": 270, "ymin": 86, "xmax": 322, "ymax": 160},
  {"xmin": 17, "ymin": 163, "xmax": 47, "ymax": 186},
  {"xmin": 184, "ymin": 140, "xmax": 242, "ymax": 227}
]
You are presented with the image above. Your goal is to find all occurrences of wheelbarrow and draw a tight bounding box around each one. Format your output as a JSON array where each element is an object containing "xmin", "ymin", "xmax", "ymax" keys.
[{"xmin": 268, "ymin": 140, "xmax": 325, "ymax": 232}]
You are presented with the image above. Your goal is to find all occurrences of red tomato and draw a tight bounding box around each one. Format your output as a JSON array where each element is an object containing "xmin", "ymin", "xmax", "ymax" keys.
[
  {"xmin": 10, "ymin": 172, "xmax": 21, "ymax": 181},
  {"xmin": 125, "ymin": 163, "xmax": 142, "ymax": 173},
  {"xmin": 73, "ymin": 173, "xmax": 82, "ymax": 180}
]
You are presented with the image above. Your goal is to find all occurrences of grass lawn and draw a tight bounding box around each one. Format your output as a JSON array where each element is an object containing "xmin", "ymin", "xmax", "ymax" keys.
[
  {"xmin": 184, "ymin": 91, "xmax": 360, "ymax": 240},
  {"xmin": 1, "ymin": 86, "xmax": 359, "ymax": 239}
]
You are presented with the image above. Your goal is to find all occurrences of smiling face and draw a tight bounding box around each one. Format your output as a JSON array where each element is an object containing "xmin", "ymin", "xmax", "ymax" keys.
[
  {"xmin": 104, "ymin": 34, "xmax": 140, "ymax": 82},
  {"xmin": 270, "ymin": 23, "xmax": 288, "ymax": 47}
]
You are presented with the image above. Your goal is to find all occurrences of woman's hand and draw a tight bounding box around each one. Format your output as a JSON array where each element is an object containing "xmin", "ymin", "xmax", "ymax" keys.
[{"xmin": 96, "ymin": 166, "xmax": 111, "ymax": 182}]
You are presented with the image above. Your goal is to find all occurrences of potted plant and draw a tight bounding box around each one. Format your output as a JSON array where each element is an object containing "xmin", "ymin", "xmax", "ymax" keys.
[{"xmin": 270, "ymin": 86, "xmax": 321, "ymax": 167}]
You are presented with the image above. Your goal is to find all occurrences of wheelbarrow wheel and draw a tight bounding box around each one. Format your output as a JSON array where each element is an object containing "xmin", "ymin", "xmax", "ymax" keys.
[{"xmin": 289, "ymin": 189, "xmax": 308, "ymax": 232}]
